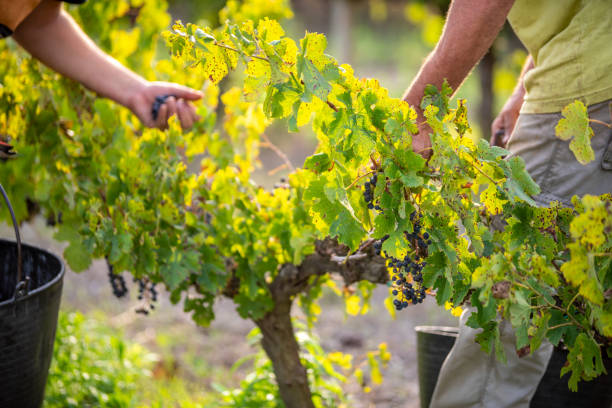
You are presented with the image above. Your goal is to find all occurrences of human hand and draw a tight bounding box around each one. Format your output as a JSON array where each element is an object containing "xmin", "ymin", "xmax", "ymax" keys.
[
  {"xmin": 491, "ymin": 94, "xmax": 522, "ymax": 148},
  {"xmin": 127, "ymin": 81, "xmax": 203, "ymax": 130},
  {"xmin": 413, "ymin": 121, "xmax": 433, "ymax": 160}
]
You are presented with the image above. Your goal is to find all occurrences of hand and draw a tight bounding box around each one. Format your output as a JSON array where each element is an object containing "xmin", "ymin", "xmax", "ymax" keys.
[
  {"xmin": 491, "ymin": 94, "xmax": 522, "ymax": 148},
  {"xmin": 413, "ymin": 122, "xmax": 433, "ymax": 160},
  {"xmin": 127, "ymin": 81, "xmax": 203, "ymax": 130}
]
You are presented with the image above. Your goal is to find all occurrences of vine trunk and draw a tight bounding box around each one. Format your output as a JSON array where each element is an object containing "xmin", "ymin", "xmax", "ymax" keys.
[{"xmin": 255, "ymin": 298, "xmax": 315, "ymax": 408}]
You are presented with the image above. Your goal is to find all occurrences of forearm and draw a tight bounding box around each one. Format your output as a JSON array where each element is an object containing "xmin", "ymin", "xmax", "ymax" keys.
[
  {"xmin": 13, "ymin": 0, "xmax": 145, "ymax": 108},
  {"xmin": 505, "ymin": 55, "xmax": 533, "ymax": 110},
  {"xmin": 403, "ymin": 0, "xmax": 515, "ymax": 119}
]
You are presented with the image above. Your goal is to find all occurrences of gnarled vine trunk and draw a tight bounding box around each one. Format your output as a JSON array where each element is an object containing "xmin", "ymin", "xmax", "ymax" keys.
[
  {"xmin": 249, "ymin": 239, "xmax": 389, "ymax": 408},
  {"xmin": 256, "ymin": 298, "xmax": 315, "ymax": 408}
]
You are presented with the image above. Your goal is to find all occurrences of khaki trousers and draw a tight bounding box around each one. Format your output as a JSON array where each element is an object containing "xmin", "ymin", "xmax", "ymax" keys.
[{"xmin": 429, "ymin": 99, "xmax": 612, "ymax": 408}]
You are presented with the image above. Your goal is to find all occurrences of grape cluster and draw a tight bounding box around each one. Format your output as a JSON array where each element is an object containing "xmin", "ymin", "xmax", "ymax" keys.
[
  {"xmin": 363, "ymin": 173, "xmax": 383, "ymax": 212},
  {"xmin": 107, "ymin": 261, "xmax": 128, "ymax": 298},
  {"xmin": 363, "ymin": 176, "xmax": 431, "ymax": 311},
  {"xmin": 107, "ymin": 259, "xmax": 158, "ymax": 315},
  {"xmin": 151, "ymin": 94, "xmax": 174, "ymax": 121},
  {"xmin": 135, "ymin": 277, "xmax": 158, "ymax": 315}
]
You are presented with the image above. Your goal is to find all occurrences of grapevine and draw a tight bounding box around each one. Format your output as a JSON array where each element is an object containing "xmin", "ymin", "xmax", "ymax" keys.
[
  {"xmin": 161, "ymin": 15, "xmax": 612, "ymax": 392},
  {"xmin": 0, "ymin": 0, "xmax": 610, "ymax": 405}
]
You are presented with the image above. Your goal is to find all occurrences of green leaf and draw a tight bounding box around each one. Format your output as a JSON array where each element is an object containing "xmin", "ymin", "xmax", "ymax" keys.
[
  {"xmin": 547, "ymin": 309, "xmax": 572, "ymax": 347},
  {"xmin": 422, "ymin": 251, "xmax": 446, "ymax": 287},
  {"xmin": 420, "ymin": 80, "xmax": 452, "ymax": 119},
  {"xmin": 467, "ymin": 291, "xmax": 497, "ymax": 328},
  {"xmin": 297, "ymin": 55, "xmax": 332, "ymax": 102},
  {"xmin": 381, "ymin": 230, "xmax": 405, "ymax": 259},
  {"xmin": 508, "ymin": 156, "xmax": 540, "ymax": 196},
  {"xmin": 396, "ymin": 149, "xmax": 426, "ymax": 171},
  {"xmin": 555, "ymin": 100, "xmax": 595, "ymax": 165},
  {"xmin": 304, "ymin": 153, "xmax": 332, "ymax": 173},
  {"xmin": 64, "ymin": 240, "xmax": 92, "ymax": 272},
  {"xmin": 529, "ymin": 312, "xmax": 550, "ymax": 353},
  {"xmin": 561, "ymin": 333, "xmax": 605, "ymax": 391},
  {"xmin": 161, "ymin": 252, "xmax": 190, "ymax": 291},
  {"xmin": 474, "ymin": 321, "xmax": 503, "ymax": 362},
  {"xmin": 109, "ymin": 233, "xmax": 133, "ymax": 264},
  {"xmin": 504, "ymin": 156, "xmax": 540, "ymax": 206},
  {"xmin": 195, "ymin": 28, "xmax": 215, "ymax": 42},
  {"xmin": 373, "ymin": 213, "xmax": 396, "ymax": 237},
  {"xmin": 330, "ymin": 209, "xmax": 366, "ymax": 251},
  {"xmin": 400, "ymin": 172, "xmax": 424, "ymax": 188}
]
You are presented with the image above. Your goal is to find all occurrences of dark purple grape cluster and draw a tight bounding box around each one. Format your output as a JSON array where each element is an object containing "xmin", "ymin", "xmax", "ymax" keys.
[
  {"xmin": 392, "ymin": 212, "xmax": 430, "ymax": 310},
  {"xmin": 363, "ymin": 173, "xmax": 383, "ymax": 212},
  {"xmin": 368, "ymin": 210, "xmax": 431, "ymax": 311},
  {"xmin": 107, "ymin": 259, "xmax": 158, "ymax": 315},
  {"xmin": 363, "ymin": 176, "xmax": 431, "ymax": 310},
  {"xmin": 135, "ymin": 277, "xmax": 158, "ymax": 315},
  {"xmin": 107, "ymin": 261, "xmax": 128, "ymax": 298},
  {"xmin": 389, "ymin": 254, "xmax": 427, "ymax": 310},
  {"xmin": 151, "ymin": 94, "xmax": 174, "ymax": 121}
]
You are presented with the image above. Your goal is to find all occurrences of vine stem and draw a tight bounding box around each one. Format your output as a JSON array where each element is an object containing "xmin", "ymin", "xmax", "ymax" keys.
[
  {"xmin": 469, "ymin": 157, "xmax": 500, "ymax": 185},
  {"xmin": 344, "ymin": 170, "xmax": 376, "ymax": 191},
  {"xmin": 548, "ymin": 322, "xmax": 575, "ymax": 331},
  {"xmin": 515, "ymin": 279, "xmax": 585, "ymax": 331},
  {"xmin": 566, "ymin": 292, "xmax": 580, "ymax": 314},
  {"xmin": 261, "ymin": 133, "xmax": 295, "ymax": 172},
  {"xmin": 589, "ymin": 118, "xmax": 612, "ymax": 128},
  {"xmin": 326, "ymin": 100, "xmax": 339, "ymax": 112},
  {"xmin": 213, "ymin": 41, "xmax": 269, "ymax": 61}
]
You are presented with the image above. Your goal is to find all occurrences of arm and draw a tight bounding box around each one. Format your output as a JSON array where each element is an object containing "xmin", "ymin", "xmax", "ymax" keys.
[
  {"xmin": 402, "ymin": 0, "xmax": 516, "ymax": 156},
  {"xmin": 13, "ymin": 0, "xmax": 201, "ymax": 129},
  {"xmin": 490, "ymin": 55, "xmax": 534, "ymax": 147}
]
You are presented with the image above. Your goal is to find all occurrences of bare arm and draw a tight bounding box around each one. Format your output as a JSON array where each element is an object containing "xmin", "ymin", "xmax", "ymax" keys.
[
  {"xmin": 490, "ymin": 55, "xmax": 534, "ymax": 147},
  {"xmin": 13, "ymin": 0, "xmax": 201, "ymax": 129},
  {"xmin": 402, "ymin": 0, "xmax": 515, "ymax": 156}
]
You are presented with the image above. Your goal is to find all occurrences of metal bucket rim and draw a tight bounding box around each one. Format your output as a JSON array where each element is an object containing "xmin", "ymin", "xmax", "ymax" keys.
[
  {"xmin": 415, "ymin": 325, "xmax": 459, "ymax": 337},
  {"xmin": 0, "ymin": 238, "xmax": 65, "ymax": 307}
]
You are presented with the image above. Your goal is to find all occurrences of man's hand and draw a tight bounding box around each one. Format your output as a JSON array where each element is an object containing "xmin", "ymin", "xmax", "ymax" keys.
[
  {"xmin": 413, "ymin": 122, "xmax": 433, "ymax": 159},
  {"xmin": 491, "ymin": 56, "xmax": 532, "ymax": 147},
  {"xmin": 127, "ymin": 82, "xmax": 202, "ymax": 130},
  {"xmin": 490, "ymin": 93, "xmax": 522, "ymax": 148},
  {"xmin": 400, "ymin": 0, "xmax": 516, "ymax": 156}
]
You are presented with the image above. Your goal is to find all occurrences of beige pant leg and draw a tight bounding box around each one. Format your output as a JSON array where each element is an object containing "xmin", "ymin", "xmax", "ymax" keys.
[{"xmin": 429, "ymin": 310, "xmax": 553, "ymax": 408}]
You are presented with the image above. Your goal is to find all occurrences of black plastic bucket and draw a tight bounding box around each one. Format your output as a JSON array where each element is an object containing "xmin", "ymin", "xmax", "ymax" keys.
[
  {"xmin": 0, "ymin": 183, "xmax": 65, "ymax": 408},
  {"xmin": 416, "ymin": 326, "xmax": 612, "ymax": 408},
  {"xmin": 415, "ymin": 326, "xmax": 459, "ymax": 408}
]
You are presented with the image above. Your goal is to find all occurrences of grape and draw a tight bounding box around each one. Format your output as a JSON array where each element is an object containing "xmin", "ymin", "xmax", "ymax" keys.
[
  {"xmin": 364, "ymin": 179, "xmax": 431, "ymax": 310},
  {"xmin": 107, "ymin": 260, "xmax": 128, "ymax": 298},
  {"xmin": 151, "ymin": 94, "xmax": 175, "ymax": 121},
  {"xmin": 107, "ymin": 258, "xmax": 158, "ymax": 314},
  {"xmin": 371, "ymin": 211, "xmax": 431, "ymax": 310}
]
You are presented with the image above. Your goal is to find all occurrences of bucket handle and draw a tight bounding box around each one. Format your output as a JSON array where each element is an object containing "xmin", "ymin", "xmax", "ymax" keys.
[{"xmin": 0, "ymin": 182, "xmax": 24, "ymax": 299}]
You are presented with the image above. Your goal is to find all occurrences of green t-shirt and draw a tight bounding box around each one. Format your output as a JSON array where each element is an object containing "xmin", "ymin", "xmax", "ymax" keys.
[{"xmin": 508, "ymin": 0, "xmax": 612, "ymax": 113}]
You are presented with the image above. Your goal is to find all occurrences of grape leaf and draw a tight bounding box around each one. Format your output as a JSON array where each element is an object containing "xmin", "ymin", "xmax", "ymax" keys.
[
  {"xmin": 420, "ymin": 80, "xmax": 452, "ymax": 119},
  {"xmin": 64, "ymin": 240, "xmax": 92, "ymax": 272},
  {"xmin": 555, "ymin": 100, "xmax": 595, "ymax": 165}
]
